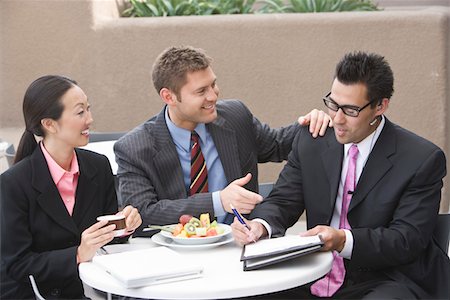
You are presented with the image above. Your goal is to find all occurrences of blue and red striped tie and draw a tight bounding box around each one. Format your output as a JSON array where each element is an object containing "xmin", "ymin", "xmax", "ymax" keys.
[{"xmin": 190, "ymin": 131, "xmax": 208, "ymax": 195}]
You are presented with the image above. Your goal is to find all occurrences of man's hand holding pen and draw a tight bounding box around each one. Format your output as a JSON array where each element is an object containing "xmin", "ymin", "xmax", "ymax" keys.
[{"xmin": 230, "ymin": 211, "xmax": 268, "ymax": 246}]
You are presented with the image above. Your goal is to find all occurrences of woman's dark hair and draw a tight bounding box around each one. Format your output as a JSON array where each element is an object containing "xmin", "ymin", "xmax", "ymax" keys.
[{"xmin": 14, "ymin": 75, "xmax": 78, "ymax": 164}]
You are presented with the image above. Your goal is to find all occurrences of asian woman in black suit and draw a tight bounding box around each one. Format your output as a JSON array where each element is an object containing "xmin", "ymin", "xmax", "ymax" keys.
[{"xmin": 0, "ymin": 75, "xmax": 142, "ymax": 299}]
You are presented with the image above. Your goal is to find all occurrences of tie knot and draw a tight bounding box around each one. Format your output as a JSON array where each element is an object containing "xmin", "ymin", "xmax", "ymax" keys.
[
  {"xmin": 349, "ymin": 144, "xmax": 359, "ymax": 159},
  {"xmin": 191, "ymin": 131, "xmax": 200, "ymax": 143}
]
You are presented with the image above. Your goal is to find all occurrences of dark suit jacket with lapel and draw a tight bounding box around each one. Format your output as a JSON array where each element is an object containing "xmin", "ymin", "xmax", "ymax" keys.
[
  {"xmin": 0, "ymin": 146, "xmax": 118, "ymax": 299},
  {"xmin": 114, "ymin": 99, "xmax": 299, "ymax": 225},
  {"xmin": 250, "ymin": 118, "xmax": 449, "ymax": 299}
]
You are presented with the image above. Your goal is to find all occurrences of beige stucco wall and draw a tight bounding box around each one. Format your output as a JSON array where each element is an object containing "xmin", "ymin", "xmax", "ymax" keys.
[{"xmin": 1, "ymin": 1, "xmax": 449, "ymax": 211}]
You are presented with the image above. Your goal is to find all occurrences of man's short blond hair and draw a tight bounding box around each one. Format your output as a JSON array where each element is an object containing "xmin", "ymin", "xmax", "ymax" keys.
[{"xmin": 152, "ymin": 46, "xmax": 212, "ymax": 97}]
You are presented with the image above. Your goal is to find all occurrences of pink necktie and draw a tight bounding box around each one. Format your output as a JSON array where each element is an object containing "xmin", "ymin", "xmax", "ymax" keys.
[{"xmin": 311, "ymin": 144, "xmax": 359, "ymax": 297}]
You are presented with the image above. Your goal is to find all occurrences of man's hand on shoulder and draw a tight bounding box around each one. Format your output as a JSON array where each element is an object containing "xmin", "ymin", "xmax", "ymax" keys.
[
  {"xmin": 219, "ymin": 173, "xmax": 263, "ymax": 214},
  {"xmin": 298, "ymin": 109, "xmax": 333, "ymax": 138}
]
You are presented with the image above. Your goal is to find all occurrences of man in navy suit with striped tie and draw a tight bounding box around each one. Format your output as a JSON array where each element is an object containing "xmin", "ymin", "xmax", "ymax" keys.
[{"xmin": 114, "ymin": 45, "xmax": 331, "ymax": 227}]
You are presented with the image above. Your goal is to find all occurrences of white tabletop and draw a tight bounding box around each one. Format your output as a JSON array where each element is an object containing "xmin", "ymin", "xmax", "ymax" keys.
[
  {"xmin": 79, "ymin": 237, "xmax": 332, "ymax": 299},
  {"xmin": 80, "ymin": 141, "xmax": 117, "ymax": 175}
]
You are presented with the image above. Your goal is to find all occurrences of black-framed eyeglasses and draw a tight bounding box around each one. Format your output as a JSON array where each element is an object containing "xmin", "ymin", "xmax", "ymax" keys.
[{"xmin": 322, "ymin": 92, "xmax": 378, "ymax": 117}]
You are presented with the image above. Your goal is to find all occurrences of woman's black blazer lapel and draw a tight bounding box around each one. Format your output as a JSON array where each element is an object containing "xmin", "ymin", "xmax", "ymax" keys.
[
  {"xmin": 30, "ymin": 147, "xmax": 79, "ymax": 236},
  {"xmin": 72, "ymin": 149, "xmax": 100, "ymax": 227}
]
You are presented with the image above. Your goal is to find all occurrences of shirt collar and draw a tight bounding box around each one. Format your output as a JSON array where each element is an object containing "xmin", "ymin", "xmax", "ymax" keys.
[
  {"xmin": 40, "ymin": 142, "xmax": 79, "ymax": 185},
  {"xmin": 344, "ymin": 115, "xmax": 385, "ymax": 159},
  {"xmin": 165, "ymin": 106, "xmax": 207, "ymax": 152}
]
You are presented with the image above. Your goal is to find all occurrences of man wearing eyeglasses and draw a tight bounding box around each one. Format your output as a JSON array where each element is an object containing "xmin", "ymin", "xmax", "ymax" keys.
[{"xmin": 232, "ymin": 51, "xmax": 449, "ymax": 299}]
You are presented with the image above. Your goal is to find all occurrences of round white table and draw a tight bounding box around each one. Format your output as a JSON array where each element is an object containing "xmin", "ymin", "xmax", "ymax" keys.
[{"xmin": 79, "ymin": 237, "xmax": 332, "ymax": 299}]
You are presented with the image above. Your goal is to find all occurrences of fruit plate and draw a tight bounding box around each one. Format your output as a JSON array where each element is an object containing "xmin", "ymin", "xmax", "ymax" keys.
[
  {"xmin": 151, "ymin": 232, "xmax": 234, "ymax": 250},
  {"xmin": 159, "ymin": 224, "xmax": 232, "ymax": 245}
]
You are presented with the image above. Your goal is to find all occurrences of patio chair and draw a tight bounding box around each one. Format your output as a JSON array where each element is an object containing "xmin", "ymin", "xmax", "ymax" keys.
[
  {"xmin": 28, "ymin": 275, "xmax": 45, "ymax": 300},
  {"xmin": 258, "ymin": 182, "xmax": 274, "ymax": 198},
  {"xmin": 5, "ymin": 143, "xmax": 15, "ymax": 167},
  {"xmin": 434, "ymin": 213, "xmax": 450, "ymax": 255},
  {"xmin": 89, "ymin": 131, "xmax": 126, "ymax": 143}
]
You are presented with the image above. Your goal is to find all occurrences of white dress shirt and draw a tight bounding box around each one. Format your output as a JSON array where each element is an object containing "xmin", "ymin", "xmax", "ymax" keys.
[{"xmin": 335, "ymin": 116, "xmax": 385, "ymax": 258}]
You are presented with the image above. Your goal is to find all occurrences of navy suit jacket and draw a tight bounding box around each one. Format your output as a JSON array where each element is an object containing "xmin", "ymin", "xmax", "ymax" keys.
[
  {"xmin": 250, "ymin": 118, "xmax": 449, "ymax": 298},
  {"xmin": 0, "ymin": 146, "xmax": 118, "ymax": 299},
  {"xmin": 114, "ymin": 100, "xmax": 300, "ymax": 225}
]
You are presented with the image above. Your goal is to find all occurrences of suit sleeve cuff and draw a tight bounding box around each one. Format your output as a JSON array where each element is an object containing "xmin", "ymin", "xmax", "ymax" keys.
[
  {"xmin": 339, "ymin": 229, "xmax": 353, "ymax": 259},
  {"xmin": 253, "ymin": 218, "xmax": 272, "ymax": 238},
  {"xmin": 212, "ymin": 191, "xmax": 226, "ymax": 217}
]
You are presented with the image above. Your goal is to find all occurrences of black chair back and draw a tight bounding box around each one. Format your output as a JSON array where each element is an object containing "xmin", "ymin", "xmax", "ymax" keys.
[
  {"xmin": 258, "ymin": 182, "xmax": 274, "ymax": 198},
  {"xmin": 433, "ymin": 213, "xmax": 450, "ymax": 254},
  {"xmin": 5, "ymin": 143, "xmax": 15, "ymax": 167},
  {"xmin": 89, "ymin": 131, "xmax": 126, "ymax": 142}
]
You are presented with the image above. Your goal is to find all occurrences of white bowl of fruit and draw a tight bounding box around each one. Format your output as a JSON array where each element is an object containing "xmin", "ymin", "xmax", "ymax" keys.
[{"xmin": 156, "ymin": 213, "xmax": 231, "ymax": 245}]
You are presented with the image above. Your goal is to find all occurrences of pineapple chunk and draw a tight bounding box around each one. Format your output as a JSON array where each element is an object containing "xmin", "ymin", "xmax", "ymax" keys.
[
  {"xmin": 200, "ymin": 213, "xmax": 211, "ymax": 228},
  {"xmin": 177, "ymin": 230, "xmax": 188, "ymax": 238}
]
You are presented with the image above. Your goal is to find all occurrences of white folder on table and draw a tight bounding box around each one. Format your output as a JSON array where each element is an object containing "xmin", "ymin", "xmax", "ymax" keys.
[{"xmin": 92, "ymin": 247, "xmax": 203, "ymax": 288}]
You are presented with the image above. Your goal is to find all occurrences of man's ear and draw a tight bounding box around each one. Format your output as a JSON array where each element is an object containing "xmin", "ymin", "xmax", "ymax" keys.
[
  {"xmin": 160, "ymin": 88, "xmax": 177, "ymax": 106},
  {"xmin": 375, "ymin": 98, "xmax": 389, "ymax": 117},
  {"xmin": 40, "ymin": 118, "xmax": 57, "ymax": 134}
]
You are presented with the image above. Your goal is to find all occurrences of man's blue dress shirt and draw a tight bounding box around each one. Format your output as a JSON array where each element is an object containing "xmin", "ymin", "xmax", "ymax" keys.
[{"xmin": 165, "ymin": 108, "xmax": 228, "ymax": 223}]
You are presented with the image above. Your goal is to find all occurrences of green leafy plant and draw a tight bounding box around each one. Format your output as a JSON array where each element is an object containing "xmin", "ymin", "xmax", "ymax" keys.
[
  {"xmin": 122, "ymin": 0, "xmax": 195, "ymax": 17},
  {"xmin": 259, "ymin": 0, "xmax": 379, "ymax": 13},
  {"xmin": 122, "ymin": 0, "xmax": 379, "ymax": 17},
  {"xmin": 256, "ymin": 0, "xmax": 287, "ymax": 13},
  {"xmin": 197, "ymin": 0, "xmax": 256, "ymax": 14},
  {"xmin": 122, "ymin": 0, "xmax": 256, "ymax": 17}
]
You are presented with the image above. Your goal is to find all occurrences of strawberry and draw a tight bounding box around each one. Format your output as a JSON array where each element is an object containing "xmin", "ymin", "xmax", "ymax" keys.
[{"xmin": 179, "ymin": 214, "xmax": 193, "ymax": 226}]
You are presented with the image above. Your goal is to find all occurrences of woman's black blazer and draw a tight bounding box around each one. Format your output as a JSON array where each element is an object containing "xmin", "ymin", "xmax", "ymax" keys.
[{"xmin": 1, "ymin": 146, "xmax": 118, "ymax": 299}]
